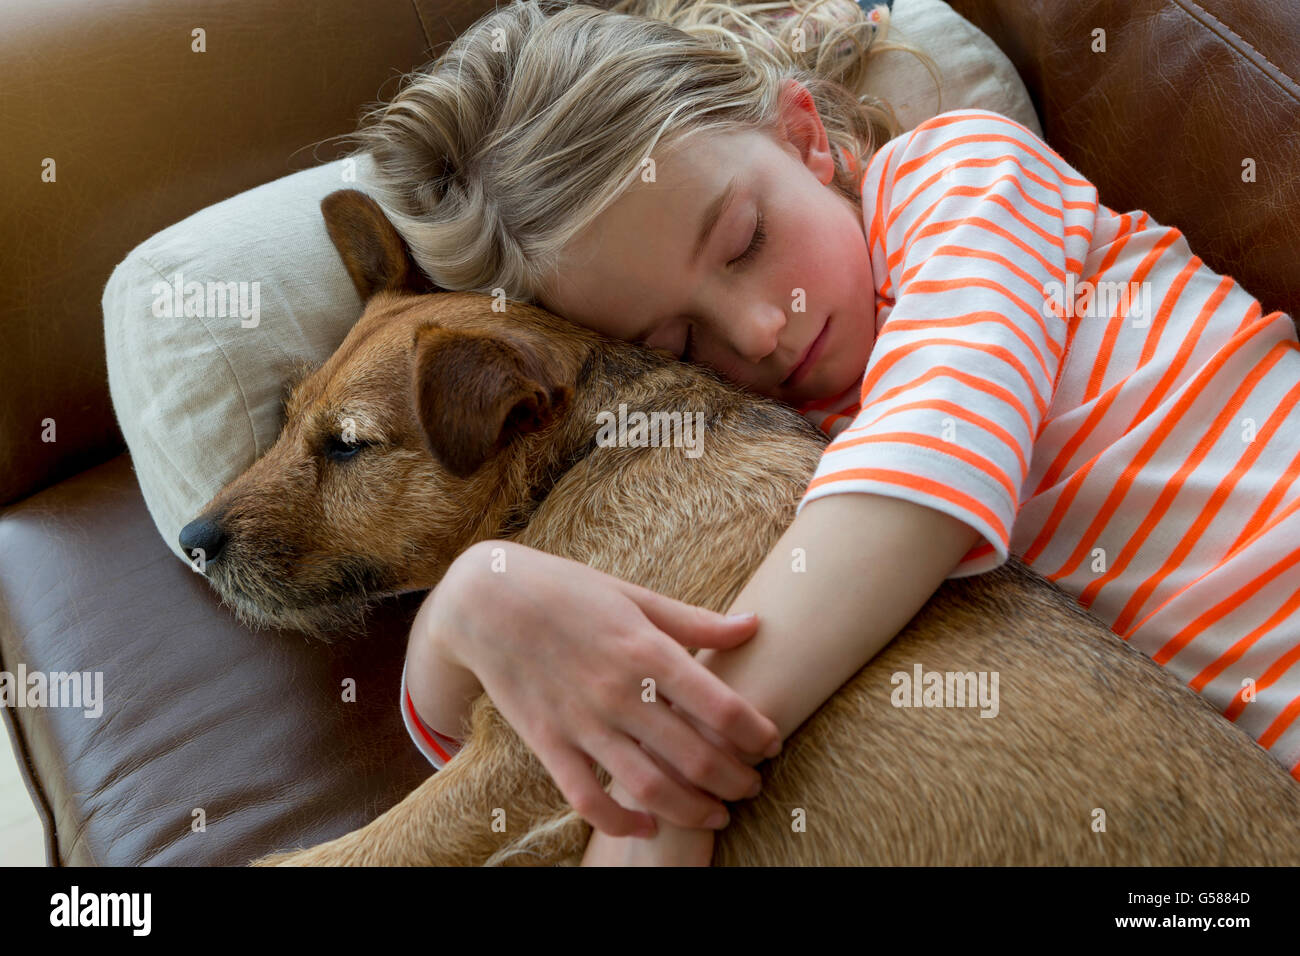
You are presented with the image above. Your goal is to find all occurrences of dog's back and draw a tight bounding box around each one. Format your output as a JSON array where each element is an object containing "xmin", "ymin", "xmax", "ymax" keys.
[
  {"xmin": 490, "ymin": 359, "xmax": 1300, "ymax": 865},
  {"xmin": 255, "ymin": 323, "xmax": 1300, "ymax": 865},
  {"xmin": 248, "ymin": 190, "xmax": 1300, "ymax": 866}
]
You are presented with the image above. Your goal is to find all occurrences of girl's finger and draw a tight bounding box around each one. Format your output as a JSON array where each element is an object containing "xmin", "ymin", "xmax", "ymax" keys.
[
  {"xmin": 585, "ymin": 730, "xmax": 731, "ymax": 831},
  {"xmin": 656, "ymin": 644, "xmax": 782, "ymax": 760},
  {"xmin": 541, "ymin": 740, "xmax": 656, "ymax": 838},
  {"xmin": 612, "ymin": 687, "xmax": 762, "ymax": 803},
  {"xmin": 619, "ymin": 579, "xmax": 761, "ymax": 651}
]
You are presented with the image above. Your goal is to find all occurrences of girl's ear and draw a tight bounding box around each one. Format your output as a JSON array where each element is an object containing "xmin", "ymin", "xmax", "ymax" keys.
[
  {"xmin": 410, "ymin": 323, "xmax": 572, "ymax": 479},
  {"xmin": 320, "ymin": 189, "xmax": 443, "ymax": 301}
]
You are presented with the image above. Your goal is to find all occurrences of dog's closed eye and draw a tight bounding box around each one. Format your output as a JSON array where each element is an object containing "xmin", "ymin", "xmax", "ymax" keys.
[{"xmin": 323, "ymin": 435, "xmax": 372, "ymax": 462}]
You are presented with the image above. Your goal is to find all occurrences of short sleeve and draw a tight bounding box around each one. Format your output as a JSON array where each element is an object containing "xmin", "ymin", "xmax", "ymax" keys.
[
  {"xmin": 400, "ymin": 656, "xmax": 465, "ymax": 771},
  {"xmin": 798, "ymin": 109, "xmax": 1098, "ymax": 577}
]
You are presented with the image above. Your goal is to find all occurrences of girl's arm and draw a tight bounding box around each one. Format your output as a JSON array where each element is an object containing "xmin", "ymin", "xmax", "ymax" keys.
[
  {"xmin": 405, "ymin": 539, "xmax": 782, "ymax": 835},
  {"xmin": 697, "ymin": 490, "xmax": 980, "ymax": 744},
  {"xmin": 405, "ymin": 574, "xmax": 484, "ymax": 743},
  {"xmin": 582, "ymin": 490, "xmax": 980, "ymax": 864}
]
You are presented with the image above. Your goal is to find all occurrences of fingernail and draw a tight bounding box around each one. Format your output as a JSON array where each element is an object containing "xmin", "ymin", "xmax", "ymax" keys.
[
  {"xmin": 638, "ymin": 818, "xmax": 657, "ymax": 838},
  {"xmin": 707, "ymin": 809, "xmax": 730, "ymax": 828},
  {"xmin": 747, "ymin": 779, "xmax": 762, "ymax": 799},
  {"xmin": 765, "ymin": 740, "xmax": 782, "ymax": 758},
  {"xmin": 725, "ymin": 611, "xmax": 756, "ymax": 622}
]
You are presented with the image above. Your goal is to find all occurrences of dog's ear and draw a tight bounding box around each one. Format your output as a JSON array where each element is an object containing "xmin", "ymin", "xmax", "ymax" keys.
[
  {"xmin": 411, "ymin": 324, "xmax": 572, "ymax": 478},
  {"xmin": 321, "ymin": 189, "xmax": 442, "ymax": 301}
]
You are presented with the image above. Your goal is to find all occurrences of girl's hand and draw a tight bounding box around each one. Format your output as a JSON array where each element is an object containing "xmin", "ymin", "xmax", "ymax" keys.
[
  {"xmin": 581, "ymin": 780, "xmax": 715, "ymax": 867},
  {"xmin": 431, "ymin": 539, "xmax": 780, "ymax": 837},
  {"xmin": 582, "ymin": 826, "xmax": 714, "ymax": 866}
]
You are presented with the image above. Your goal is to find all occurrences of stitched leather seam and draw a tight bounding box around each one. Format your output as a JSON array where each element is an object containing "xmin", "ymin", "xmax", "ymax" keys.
[
  {"xmin": 1171, "ymin": 0, "xmax": 1300, "ymax": 102},
  {"xmin": 408, "ymin": 0, "xmax": 435, "ymax": 50}
]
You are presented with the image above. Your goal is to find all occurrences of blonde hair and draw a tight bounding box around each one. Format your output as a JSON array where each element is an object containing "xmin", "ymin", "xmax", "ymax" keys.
[{"xmin": 341, "ymin": 0, "xmax": 940, "ymax": 308}]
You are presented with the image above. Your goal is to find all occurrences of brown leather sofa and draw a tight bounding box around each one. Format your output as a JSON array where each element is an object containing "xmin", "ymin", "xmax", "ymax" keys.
[{"xmin": 1, "ymin": 0, "xmax": 1297, "ymax": 866}]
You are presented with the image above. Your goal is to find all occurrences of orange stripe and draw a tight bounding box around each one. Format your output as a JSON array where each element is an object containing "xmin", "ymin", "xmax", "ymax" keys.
[
  {"xmin": 817, "ymin": 410, "xmax": 854, "ymax": 437},
  {"xmin": 1127, "ymin": 257, "xmax": 1204, "ymax": 371},
  {"xmin": 837, "ymin": 397, "xmax": 1029, "ymax": 479},
  {"xmin": 1026, "ymin": 390, "xmax": 1121, "ymax": 515},
  {"xmin": 1082, "ymin": 230, "xmax": 1186, "ymax": 403},
  {"xmin": 888, "ymin": 216, "xmax": 1067, "ymax": 287},
  {"xmin": 896, "ymin": 114, "xmax": 1093, "ymax": 190},
  {"xmin": 1221, "ymin": 445, "xmax": 1300, "ymax": 561},
  {"xmin": 823, "ymin": 431, "xmax": 1018, "ymax": 502},
  {"xmin": 1152, "ymin": 539, "xmax": 1300, "ymax": 665},
  {"xmin": 897, "ymin": 189, "xmax": 1066, "ymax": 265},
  {"xmin": 861, "ymin": 338, "xmax": 1047, "ymax": 419},
  {"xmin": 1077, "ymin": 344, "xmax": 1288, "ymax": 614},
  {"xmin": 1236, "ymin": 299, "xmax": 1263, "ymax": 333},
  {"xmin": 1201, "ymin": 592, "xmax": 1300, "ymax": 707},
  {"xmin": 896, "ymin": 283, "xmax": 1055, "ymax": 377},
  {"xmin": 1023, "ymin": 303, "xmax": 1276, "ymax": 566},
  {"xmin": 883, "ymin": 309, "xmax": 1054, "ymax": 383},
  {"xmin": 859, "ymin": 365, "xmax": 1036, "ymax": 437},
  {"xmin": 405, "ymin": 687, "xmax": 453, "ymax": 763},
  {"xmin": 868, "ymin": 138, "xmax": 905, "ymax": 254},
  {"xmin": 887, "ymin": 167, "xmax": 1067, "ymax": 240},
  {"xmin": 900, "ymin": 244, "xmax": 1066, "ymax": 361},
  {"xmin": 886, "ymin": 155, "xmax": 1093, "ymax": 233},
  {"xmin": 1123, "ymin": 492, "xmax": 1300, "ymax": 641},
  {"xmin": 803, "ymin": 468, "xmax": 1008, "ymax": 544},
  {"xmin": 1111, "ymin": 378, "xmax": 1300, "ymax": 634},
  {"xmin": 1028, "ymin": 257, "xmax": 1211, "ymax": 499},
  {"xmin": 1257, "ymin": 684, "xmax": 1300, "ymax": 749},
  {"xmin": 1044, "ymin": 324, "xmax": 1292, "ymax": 583}
]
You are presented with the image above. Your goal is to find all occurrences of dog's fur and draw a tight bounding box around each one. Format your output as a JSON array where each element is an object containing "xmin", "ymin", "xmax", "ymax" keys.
[{"xmin": 184, "ymin": 190, "xmax": 1300, "ymax": 865}]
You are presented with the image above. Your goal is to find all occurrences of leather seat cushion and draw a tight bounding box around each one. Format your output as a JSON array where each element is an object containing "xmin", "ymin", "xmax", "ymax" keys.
[{"xmin": 0, "ymin": 455, "xmax": 431, "ymax": 865}]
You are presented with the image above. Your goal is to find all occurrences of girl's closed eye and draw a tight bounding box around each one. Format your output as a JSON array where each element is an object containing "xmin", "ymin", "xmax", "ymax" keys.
[
  {"xmin": 730, "ymin": 211, "xmax": 766, "ymax": 268},
  {"xmin": 680, "ymin": 212, "xmax": 767, "ymax": 360}
]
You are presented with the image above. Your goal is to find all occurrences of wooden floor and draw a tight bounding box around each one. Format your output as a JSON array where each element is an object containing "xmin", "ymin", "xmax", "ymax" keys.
[{"xmin": 0, "ymin": 724, "xmax": 45, "ymax": 866}]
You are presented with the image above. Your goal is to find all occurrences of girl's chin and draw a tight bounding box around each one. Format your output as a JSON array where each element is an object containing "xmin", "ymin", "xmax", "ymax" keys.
[{"xmin": 797, "ymin": 367, "xmax": 862, "ymax": 405}]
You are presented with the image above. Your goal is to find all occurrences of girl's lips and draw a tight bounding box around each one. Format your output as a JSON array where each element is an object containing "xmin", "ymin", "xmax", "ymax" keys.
[{"xmin": 782, "ymin": 316, "xmax": 831, "ymax": 388}]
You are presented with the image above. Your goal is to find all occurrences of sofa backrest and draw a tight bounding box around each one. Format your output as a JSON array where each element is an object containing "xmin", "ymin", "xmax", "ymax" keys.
[
  {"xmin": 4, "ymin": 0, "xmax": 1296, "ymax": 507},
  {"xmin": 0, "ymin": 0, "xmax": 490, "ymax": 506},
  {"xmin": 948, "ymin": 0, "xmax": 1300, "ymax": 326}
]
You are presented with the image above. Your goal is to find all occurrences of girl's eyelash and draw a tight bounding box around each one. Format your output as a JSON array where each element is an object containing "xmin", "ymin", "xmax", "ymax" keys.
[
  {"xmin": 729, "ymin": 211, "xmax": 766, "ymax": 268},
  {"xmin": 680, "ymin": 211, "xmax": 764, "ymax": 359}
]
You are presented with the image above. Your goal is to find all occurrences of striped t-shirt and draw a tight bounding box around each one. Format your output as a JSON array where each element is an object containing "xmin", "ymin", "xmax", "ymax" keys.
[
  {"xmin": 400, "ymin": 656, "xmax": 464, "ymax": 771},
  {"xmin": 798, "ymin": 108, "xmax": 1300, "ymax": 781}
]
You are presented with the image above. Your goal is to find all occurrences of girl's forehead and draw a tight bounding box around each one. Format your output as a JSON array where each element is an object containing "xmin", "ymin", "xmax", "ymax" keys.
[
  {"xmin": 541, "ymin": 129, "xmax": 786, "ymax": 331},
  {"xmin": 661, "ymin": 126, "xmax": 776, "ymax": 170}
]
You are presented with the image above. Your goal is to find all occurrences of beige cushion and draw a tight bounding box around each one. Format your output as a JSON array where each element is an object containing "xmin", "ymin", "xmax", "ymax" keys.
[
  {"xmin": 870, "ymin": 0, "xmax": 1042, "ymax": 137},
  {"xmin": 102, "ymin": 0, "xmax": 1041, "ymax": 563}
]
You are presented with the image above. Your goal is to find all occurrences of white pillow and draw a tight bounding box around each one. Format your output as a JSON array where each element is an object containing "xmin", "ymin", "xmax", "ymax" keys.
[
  {"xmin": 103, "ymin": 0, "xmax": 1041, "ymax": 564},
  {"xmin": 870, "ymin": 0, "xmax": 1042, "ymax": 138}
]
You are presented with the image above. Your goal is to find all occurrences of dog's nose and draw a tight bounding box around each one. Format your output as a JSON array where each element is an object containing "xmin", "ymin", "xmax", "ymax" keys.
[{"xmin": 179, "ymin": 517, "xmax": 228, "ymax": 565}]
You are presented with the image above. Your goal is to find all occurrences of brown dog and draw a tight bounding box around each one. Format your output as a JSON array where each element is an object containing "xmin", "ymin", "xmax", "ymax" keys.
[{"xmin": 182, "ymin": 189, "xmax": 1300, "ymax": 865}]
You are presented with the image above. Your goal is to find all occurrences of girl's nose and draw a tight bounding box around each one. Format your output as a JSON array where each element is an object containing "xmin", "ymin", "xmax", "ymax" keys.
[{"xmin": 725, "ymin": 303, "xmax": 787, "ymax": 365}]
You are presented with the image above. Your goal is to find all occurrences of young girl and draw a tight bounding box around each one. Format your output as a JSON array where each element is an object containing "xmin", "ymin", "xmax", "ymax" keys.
[{"xmin": 354, "ymin": 0, "xmax": 1300, "ymax": 865}]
